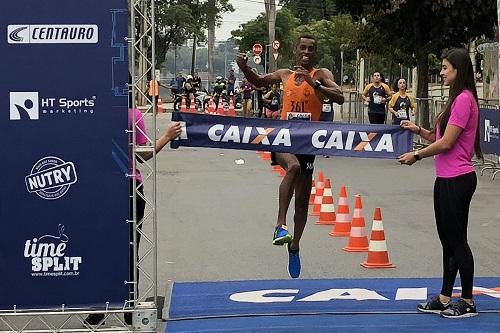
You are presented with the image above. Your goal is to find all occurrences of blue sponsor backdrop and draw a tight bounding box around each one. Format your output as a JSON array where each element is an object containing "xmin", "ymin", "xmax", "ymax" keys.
[
  {"xmin": 479, "ymin": 108, "xmax": 500, "ymax": 155},
  {"xmin": 0, "ymin": 1, "xmax": 129, "ymax": 308},
  {"xmin": 171, "ymin": 113, "xmax": 413, "ymax": 159}
]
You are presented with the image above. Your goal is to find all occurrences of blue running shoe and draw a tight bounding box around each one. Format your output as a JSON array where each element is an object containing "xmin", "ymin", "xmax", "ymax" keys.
[
  {"xmin": 287, "ymin": 243, "xmax": 301, "ymax": 279},
  {"xmin": 273, "ymin": 225, "xmax": 292, "ymax": 245}
]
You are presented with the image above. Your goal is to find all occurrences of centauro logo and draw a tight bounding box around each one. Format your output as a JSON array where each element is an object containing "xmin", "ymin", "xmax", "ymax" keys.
[
  {"xmin": 24, "ymin": 224, "xmax": 82, "ymax": 277},
  {"xmin": 8, "ymin": 24, "xmax": 98, "ymax": 44}
]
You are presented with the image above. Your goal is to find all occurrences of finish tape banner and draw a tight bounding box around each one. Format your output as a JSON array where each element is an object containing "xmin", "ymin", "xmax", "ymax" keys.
[
  {"xmin": 479, "ymin": 108, "xmax": 500, "ymax": 155},
  {"xmin": 0, "ymin": 0, "xmax": 129, "ymax": 309},
  {"xmin": 171, "ymin": 113, "xmax": 413, "ymax": 159}
]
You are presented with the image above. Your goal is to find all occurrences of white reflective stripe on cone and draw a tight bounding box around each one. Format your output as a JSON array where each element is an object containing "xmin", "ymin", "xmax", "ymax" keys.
[
  {"xmin": 372, "ymin": 220, "xmax": 384, "ymax": 231},
  {"xmin": 353, "ymin": 209, "xmax": 362, "ymax": 218},
  {"xmin": 369, "ymin": 240, "xmax": 387, "ymax": 251},
  {"xmin": 336, "ymin": 213, "xmax": 349, "ymax": 222},
  {"xmin": 338, "ymin": 197, "xmax": 348, "ymax": 205},
  {"xmin": 350, "ymin": 227, "xmax": 366, "ymax": 237},
  {"xmin": 320, "ymin": 204, "xmax": 335, "ymax": 212}
]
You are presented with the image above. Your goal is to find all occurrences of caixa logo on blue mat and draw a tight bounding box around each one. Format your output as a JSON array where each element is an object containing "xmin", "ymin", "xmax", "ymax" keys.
[
  {"xmin": 9, "ymin": 91, "xmax": 96, "ymax": 120},
  {"xmin": 8, "ymin": 24, "xmax": 98, "ymax": 44},
  {"xmin": 25, "ymin": 156, "xmax": 78, "ymax": 200},
  {"xmin": 24, "ymin": 224, "xmax": 82, "ymax": 277}
]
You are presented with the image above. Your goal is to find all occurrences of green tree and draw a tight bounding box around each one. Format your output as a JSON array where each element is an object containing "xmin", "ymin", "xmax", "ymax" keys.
[
  {"xmin": 155, "ymin": 0, "xmax": 205, "ymax": 68},
  {"xmin": 232, "ymin": 8, "xmax": 300, "ymax": 70},
  {"xmin": 295, "ymin": 15, "xmax": 360, "ymax": 82},
  {"xmin": 337, "ymin": 0, "xmax": 497, "ymax": 127},
  {"xmin": 280, "ymin": 0, "xmax": 337, "ymax": 24}
]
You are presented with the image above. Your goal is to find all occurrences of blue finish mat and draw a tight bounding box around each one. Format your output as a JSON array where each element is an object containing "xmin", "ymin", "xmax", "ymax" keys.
[
  {"xmin": 166, "ymin": 313, "xmax": 500, "ymax": 333},
  {"xmin": 169, "ymin": 277, "xmax": 500, "ymax": 319},
  {"xmin": 166, "ymin": 278, "xmax": 500, "ymax": 332}
]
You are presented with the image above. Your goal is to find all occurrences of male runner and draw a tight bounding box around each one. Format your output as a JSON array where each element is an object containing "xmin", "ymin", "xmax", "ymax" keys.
[{"xmin": 236, "ymin": 34, "xmax": 344, "ymax": 278}]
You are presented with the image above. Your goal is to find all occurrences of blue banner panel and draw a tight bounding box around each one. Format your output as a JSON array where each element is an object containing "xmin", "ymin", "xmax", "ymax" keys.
[
  {"xmin": 169, "ymin": 277, "xmax": 500, "ymax": 319},
  {"xmin": 0, "ymin": 1, "xmax": 129, "ymax": 309},
  {"xmin": 479, "ymin": 108, "xmax": 500, "ymax": 155},
  {"xmin": 171, "ymin": 113, "xmax": 413, "ymax": 159}
]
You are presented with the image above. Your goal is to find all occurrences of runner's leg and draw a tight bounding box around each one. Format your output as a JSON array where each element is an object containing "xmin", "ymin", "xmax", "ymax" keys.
[{"xmin": 275, "ymin": 153, "xmax": 301, "ymax": 226}]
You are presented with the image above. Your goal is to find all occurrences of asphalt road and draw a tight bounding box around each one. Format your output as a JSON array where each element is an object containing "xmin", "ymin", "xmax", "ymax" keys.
[{"xmin": 138, "ymin": 111, "xmax": 500, "ymax": 318}]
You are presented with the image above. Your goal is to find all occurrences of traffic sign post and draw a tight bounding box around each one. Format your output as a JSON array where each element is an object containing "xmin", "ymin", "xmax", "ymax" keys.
[
  {"xmin": 272, "ymin": 40, "xmax": 280, "ymax": 50},
  {"xmin": 252, "ymin": 43, "xmax": 263, "ymax": 56}
]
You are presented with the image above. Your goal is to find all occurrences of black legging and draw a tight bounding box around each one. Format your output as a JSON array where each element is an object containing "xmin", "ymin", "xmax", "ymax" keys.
[{"xmin": 434, "ymin": 171, "xmax": 476, "ymax": 299}]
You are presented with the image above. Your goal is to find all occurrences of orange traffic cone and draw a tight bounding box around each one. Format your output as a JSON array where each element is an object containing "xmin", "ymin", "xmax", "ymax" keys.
[
  {"xmin": 310, "ymin": 185, "xmax": 324, "ymax": 216},
  {"xmin": 309, "ymin": 180, "xmax": 316, "ymax": 205},
  {"xmin": 316, "ymin": 179, "xmax": 336, "ymax": 225},
  {"xmin": 343, "ymin": 194, "xmax": 369, "ymax": 252},
  {"xmin": 180, "ymin": 96, "xmax": 187, "ymax": 112},
  {"xmin": 361, "ymin": 207, "xmax": 396, "ymax": 268},
  {"xmin": 228, "ymin": 96, "xmax": 236, "ymax": 117},
  {"xmin": 329, "ymin": 185, "xmax": 351, "ymax": 237},
  {"xmin": 217, "ymin": 98, "xmax": 225, "ymax": 115},
  {"xmin": 262, "ymin": 151, "xmax": 271, "ymax": 161},
  {"xmin": 189, "ymin": 96, "xmax": 196, "ymax": 112},
  {"xmin": 272, "ymin": 164, "xmax": 281, "ymax": 173},
  {"xmin": 208, "ymin": 96, "xmax": 215, "ymax": 114},
  {"xmin": 156, "ymin": 96, "xmax": 165, "ymax": 113}
]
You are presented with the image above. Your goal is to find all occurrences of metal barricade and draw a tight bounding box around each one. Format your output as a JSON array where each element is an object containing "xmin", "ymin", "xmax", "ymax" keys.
[
  {"xmin": 414, "ymin": 97, "xmax": 434, "ymax": 149},
  {"xmin": 345, "ymin": 91, "xmax": 366, "ymax": 124},
  {"xmin": 477, "ymin": 101, "xmax": 500, "ymax": 180}
]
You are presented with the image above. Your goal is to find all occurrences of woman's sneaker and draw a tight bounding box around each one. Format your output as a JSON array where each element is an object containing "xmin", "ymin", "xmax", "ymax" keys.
[
  {"xmin": 440, "ymin": 299, "xmax": 478, "ymax": 319},
  {"xmin": 272, "ymin": 225, "xmax": 292, "ymax": 245},
  {"xmin": 417, "ymin": 295, "xmax": 451, "ymax": 314}
]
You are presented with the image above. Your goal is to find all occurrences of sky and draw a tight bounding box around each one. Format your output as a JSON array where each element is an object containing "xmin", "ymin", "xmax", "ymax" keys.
[{"xmin": 216, "ymin": 0, "xmax": 267, "ymax": 41}]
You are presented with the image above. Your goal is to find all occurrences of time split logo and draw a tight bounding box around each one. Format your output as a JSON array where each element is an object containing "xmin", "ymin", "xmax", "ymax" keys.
[
  {"xmin": 25, "ymin": 156, "xmax": 78, "ymax": 200},
  {"xmin": 24, "ymin": 224, "xmax": 82, "ymax": 277}
]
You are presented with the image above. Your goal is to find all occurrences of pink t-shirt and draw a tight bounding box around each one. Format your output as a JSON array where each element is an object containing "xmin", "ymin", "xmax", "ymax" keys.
[
  {"xmin": 128, "ymin": 108, "xmax": 148, "ymax": 183},
  {"xmin": 435, "ymin": 90, "xmax": 478, "ymax": 178}
]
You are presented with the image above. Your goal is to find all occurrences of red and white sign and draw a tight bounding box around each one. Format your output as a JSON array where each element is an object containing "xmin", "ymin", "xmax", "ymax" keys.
[
  {"xmin": 272, "ymin": 40, "xmax": 280, "ymax": 50},
  {"xmin": 252, "ymin": 43, "xmax": 262, "ymax": 56}
]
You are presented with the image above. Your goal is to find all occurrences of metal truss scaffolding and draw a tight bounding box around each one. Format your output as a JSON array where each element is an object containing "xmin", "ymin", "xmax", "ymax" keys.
[{"xmin": 0, "ymin": 0, "xmax": 158, "ymax": 332}]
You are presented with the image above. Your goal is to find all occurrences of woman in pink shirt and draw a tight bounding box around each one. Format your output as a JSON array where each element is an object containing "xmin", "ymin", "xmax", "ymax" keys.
[{"xmin": 398, "ymin": 48, "xmax": 482, "ymax": 319}]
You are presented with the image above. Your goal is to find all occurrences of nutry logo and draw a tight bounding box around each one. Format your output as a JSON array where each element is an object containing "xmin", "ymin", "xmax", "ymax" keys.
[
  {"xmin": 24, "ymin": 224, "xmax": 82, "ymax": 277},
  {"xmin": 206, "ymin": 125, "xmax": 394, "ymax": 152},
  {"xmin": 8, "ymin": 24, "xmax": 98, "ymax": 44},
  {"xmin": 484, "ymin": 119, "xmax": 499, "ymax": 142},
  {"xmin": 25, "ymin": 156, "xmax": 77, "ymax": 200},
  {"xmin": 10, "ymin": 92, "xmax": 96, "ymax": 120}
]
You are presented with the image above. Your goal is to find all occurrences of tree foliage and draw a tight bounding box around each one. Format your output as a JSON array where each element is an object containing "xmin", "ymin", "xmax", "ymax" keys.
[
  {"xmin": 232, "ymin": 8, "xmax": 300, "ymax": 70},
  {"xmin": 154, "ymin": 0, "xmax": 233, "ymax": 68},
  {"xmin": 337, "ymin": 0, "xmax": 496, "ymax": 126},
  {"xmin": 280, "ymin": 0, "xmax": 337, "ymax": 24}
]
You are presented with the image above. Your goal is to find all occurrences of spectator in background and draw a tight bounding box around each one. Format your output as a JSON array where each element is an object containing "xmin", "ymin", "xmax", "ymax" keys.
[
  {"xmin": 256, "ymin": 86, "xmax": 268, "ymax": 118},
  {"xmin": 388, "ymin": 78, "xmax": 416, "ymax": 125},
  {"xmin": 176, "ymin": 73, "xmax": 185, "ymax": 92},
  {"xmin": 240, "ymin": 77, "xmax": 254, "ymax": 117},
  {"xmin": 263, "ymin": 84, "xmax": 280, "ymax": 119},
  {"xmin": 192, "ymin": 71, "xmax": 202, "ymax": 91},
  {"xmin": 362, "ymin": 71, "xmax": 392, "ymax": 124},
  {"xmin": 227, "ymin": 69, "xmax": 236, "ymax": 95}
]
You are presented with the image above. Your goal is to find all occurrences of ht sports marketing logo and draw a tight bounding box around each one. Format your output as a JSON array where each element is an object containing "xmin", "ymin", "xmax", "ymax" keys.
[
  {"xmin": 484, "ymin": 119, "xmax": 499, "ymax": 143},
  {"xmin": 24, "ymin": 224, "xmax": 82, "ymax": 277},
  {"xmin": 8, "ymin": 24, "xmax": 98, "ymax": 44},
  {"xmin": 25, "ymin": 156, "xmax": 78, "ymax": 200},
  {"xmin": 9, "ymin": 91, "xmax": 97, "ymax": 120}
]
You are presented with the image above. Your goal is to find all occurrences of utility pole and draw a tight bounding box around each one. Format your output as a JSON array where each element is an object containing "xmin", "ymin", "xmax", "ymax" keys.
[
  {"xmin": 207, "ymin": 0, "xmax": 216, "ymax": 88},
  {"xmin": 264, "ymin": 0, "xmax": 276, "ymax": 72}
]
